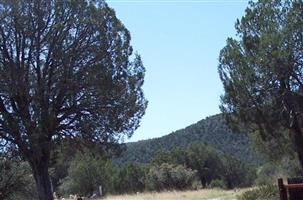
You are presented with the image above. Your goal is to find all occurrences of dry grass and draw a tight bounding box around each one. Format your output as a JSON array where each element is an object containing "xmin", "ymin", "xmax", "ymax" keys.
[{"xmin": 99, "ymin": 189, "xmax": 247, "ymax": 200}]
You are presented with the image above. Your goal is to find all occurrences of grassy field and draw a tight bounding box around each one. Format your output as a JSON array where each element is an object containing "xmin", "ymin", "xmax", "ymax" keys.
[{"xmin": 100, "ymin": 189, "xmax": 247, "ymax": 200}]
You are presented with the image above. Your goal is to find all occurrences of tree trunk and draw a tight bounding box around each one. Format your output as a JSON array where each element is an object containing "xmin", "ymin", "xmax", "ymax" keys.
[{"xmin": 30, "ymin": 159, "xmax": 53, "ymax": 200}]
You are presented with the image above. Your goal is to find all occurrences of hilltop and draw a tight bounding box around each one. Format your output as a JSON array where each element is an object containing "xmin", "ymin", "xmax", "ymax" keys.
[{"xmin": 116, "ymin": 114, "xmax": 262, "ymax": 165}]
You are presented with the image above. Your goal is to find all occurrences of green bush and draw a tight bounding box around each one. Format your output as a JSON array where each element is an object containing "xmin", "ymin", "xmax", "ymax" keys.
[
  {"xmin": 237, "ymin": 185, "xmax": 279, "ymax": 200},
  {"xmin": 59, "ymin": 152, "xmax": 115, "ymax": 197},
  {"xmin": 151, "ymin": 144, "xmax": 256, "ymax": 189},
  {"xmin": 112, "ymin": 163, "xmax": 146, "ymax": 194},
  {"xmin": 0, "ymin": 159, "xmax": 37, "ymax": 200},
  {"xmin": 221, "ymin": 155, "xmax": 256, "ymax": 188},
  {"xmin": 145, "ymin": 163, "xmax": 200, "ymax": 191},
  {"xmin": 255, "ymin": 158, "xmax": 302, "ymax": 185}
]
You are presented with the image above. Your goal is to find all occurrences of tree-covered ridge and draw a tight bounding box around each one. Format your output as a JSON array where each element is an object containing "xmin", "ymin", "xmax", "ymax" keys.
[{"xmin": 117, "ymin": 114, "xmax": 262, "ymax": 165}]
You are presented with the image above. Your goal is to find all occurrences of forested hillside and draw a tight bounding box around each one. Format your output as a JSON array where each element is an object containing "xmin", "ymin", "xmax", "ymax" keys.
[{"xmin": 117, "ymin": 114, "xmax": 261, "ymax": 165}]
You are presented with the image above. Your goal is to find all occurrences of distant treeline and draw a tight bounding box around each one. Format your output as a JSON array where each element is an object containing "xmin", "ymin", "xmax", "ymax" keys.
[
  {"xmin": 117, "ymin": 114, "xmax": 262, "ymax": 166},
  {"xmin": 1, "ymin": 139, "xmax": 302, "ymax": 199},
  {"xmin": 2, "ymin": 115, "xmax": 302, "ymax": 199},
  {"xmin": 75, "ymin": 143, "xmax": 256, "ymax": 195},
  {"xmin": 0, "ymin": 142, "xmax": 256, "ymax": 199}
]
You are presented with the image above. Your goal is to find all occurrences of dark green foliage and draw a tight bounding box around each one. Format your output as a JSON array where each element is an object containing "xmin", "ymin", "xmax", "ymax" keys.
[
  {"xmin": 145, "ymin": 163, "xmax": 199, "ymax": 191},
  {"xmin": 250, "ymin": 130, "xmax": 296, "ymax": 162},
  {"xmin": 0, "ymin": 0, "xmax": 146, "ymax": 199},
  {"xmin": 237, "ymin": 185, "xmax": 279, "ymax": 200},
  {"xmin": 51, "ymin": 119, "xmax": 258, "ymax": 195},
  {"xmin": 218, "ymin": 0, "xmax": 303, "ymax": 169},
  {"xmin": 58, "ymin": 152, "xmax": 115, "ymax": 197},
  {"xmin": 48, "ymin": 115, "xmax": 260, "ymax": 195},
  {"xmin": 151, "ymin": 150, "xmax": 174, "ymax": 165},
  {"xmin": 56, "ymin": 142, "xmax": 257, "ymax": 196},
  {"xmin": 112, "ymin": 163, "xmax": 146, "ymax": 194},
  {"xmin": 255, "ymin": 158, "xmax": 302, "ymax": 185},
  {"xmin": 209, "ymin": 179, "xmax": 227, "ymax": 189},
  {"xmin": 151, "ymin": 143, "xmax": 255, "ymax": 189},
  {"xmin": 50, "ymin": 137, "xmax": 257, "ymax": 196},
  {"xmin": 49, "ymin": 140, "xmax": 78, "ymax": 192},
  {"xmin": 0, "ymin": 158, "xmax": 37, "ymax": 200},
  {"xmin": 117, "ymin": 114, "xmax": 261, "ymax": 166},
  {"xmin": 182, "ymin": 144, "xmax": 224, "ymax": 187},
  {"xmin": 49, "ymin": 139, "xmax": 125, "ymax": 192},
  {"xmin": 221, "ymin": 156, "xmax": 256, "ymax": 189},
  {"xmin": 59, "ymin": 145, "xmax": 215, "ymax": 195}
]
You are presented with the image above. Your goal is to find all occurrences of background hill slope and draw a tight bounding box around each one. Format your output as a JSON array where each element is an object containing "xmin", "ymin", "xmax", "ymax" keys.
[{"xmin": 117, "ymin": 114, "xmax": 261, "ymax": 165}]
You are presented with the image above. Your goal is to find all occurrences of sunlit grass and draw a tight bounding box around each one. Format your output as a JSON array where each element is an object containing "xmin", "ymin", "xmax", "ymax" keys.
[{"xmin": 100, "ymin": 188, "xmax": 248, "ymax": 200}]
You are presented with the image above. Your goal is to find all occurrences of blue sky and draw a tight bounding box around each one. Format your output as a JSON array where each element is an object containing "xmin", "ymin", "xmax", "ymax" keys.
[{"xmin": 107, "ymin": 0, "xmax": 250, "ymax": 142}]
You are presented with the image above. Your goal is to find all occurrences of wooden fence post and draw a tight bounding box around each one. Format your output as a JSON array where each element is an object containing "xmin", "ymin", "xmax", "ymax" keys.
[{"xmin": 278, "ymin": 178, "xmax": 287, "ymax": 200}]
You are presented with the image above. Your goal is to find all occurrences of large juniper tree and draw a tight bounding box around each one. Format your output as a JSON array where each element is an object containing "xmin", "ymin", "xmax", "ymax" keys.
[
  {"xmin": 0, "ymin": 0, "xmax": 147, "ymax": 199},
  {"xmin": 219, "ymin": 0, "xmax": 303, "ymax": 169}
]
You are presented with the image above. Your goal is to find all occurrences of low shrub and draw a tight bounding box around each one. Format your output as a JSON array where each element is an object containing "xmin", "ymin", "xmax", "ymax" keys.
[
  {"xmin": 255, "ymin": 158, "xmax": 302, "ymax": 185},
  {"xmin": 59, "ymin": 152, "xmax": 115, "ymax": 197},
  {"xmin": 145, "ymin": 163, "xmax": 200, "ymax": 191},
  {"xmin": 209, "ymin": 179, "xmax": 227, "ymax": 189},
  {"xmin": 112, "ymin": 163, "xmax": 146, "ymax": 194},
  {"xmin": 0, "ymin": 159, "xmax": 37, "ymax": 200}
]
